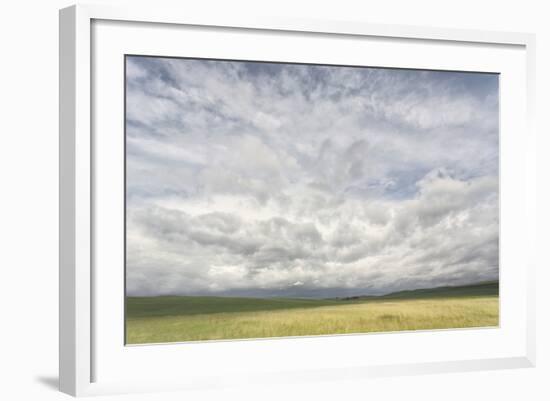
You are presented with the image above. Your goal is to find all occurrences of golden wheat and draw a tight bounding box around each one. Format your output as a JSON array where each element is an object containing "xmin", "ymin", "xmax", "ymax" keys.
[{"xmin": 126, "ymin": 296, "xmax": 498, "ymax": 344}]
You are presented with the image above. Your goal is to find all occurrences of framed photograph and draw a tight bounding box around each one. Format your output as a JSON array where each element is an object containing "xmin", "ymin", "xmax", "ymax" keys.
[{"xmin": 59, "ymin": 4, "xmax": 536, "ymax": 397}]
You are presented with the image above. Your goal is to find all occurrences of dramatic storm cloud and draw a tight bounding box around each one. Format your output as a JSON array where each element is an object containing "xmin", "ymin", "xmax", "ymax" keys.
[{"xmin": 125, "ymin": 56, "xmax": 499, "ymax": 297}]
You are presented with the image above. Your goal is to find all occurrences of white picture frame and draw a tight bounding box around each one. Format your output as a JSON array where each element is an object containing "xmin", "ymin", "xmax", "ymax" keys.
[{"xmin": 59, "ymin": 4, "xmax": 536, "ymax": 397}]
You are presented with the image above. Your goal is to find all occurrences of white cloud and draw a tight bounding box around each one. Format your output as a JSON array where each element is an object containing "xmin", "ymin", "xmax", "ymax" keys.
[{"xmin": 125, "ymin": 56, "xmax": 499, "ymax": 297}]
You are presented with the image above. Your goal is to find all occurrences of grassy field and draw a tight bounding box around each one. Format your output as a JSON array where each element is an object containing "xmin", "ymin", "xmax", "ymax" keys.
[{"xmin": 126, "ymin": 281, "xmax": 499, "ymax": 344}]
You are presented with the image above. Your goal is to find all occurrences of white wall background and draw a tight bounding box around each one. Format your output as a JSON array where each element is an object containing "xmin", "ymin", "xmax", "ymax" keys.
[{"xmin": 0, "ymin": 0, "xmax": 547, "ymax": 399}]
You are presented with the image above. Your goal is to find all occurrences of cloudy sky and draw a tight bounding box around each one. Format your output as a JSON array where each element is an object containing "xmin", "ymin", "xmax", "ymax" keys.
[{"xmin": 125, "ymin": 56, "xmax": 499, "ymax": 298}]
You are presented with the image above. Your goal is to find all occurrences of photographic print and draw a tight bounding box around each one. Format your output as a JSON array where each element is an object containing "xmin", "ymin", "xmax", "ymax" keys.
[{"xmin": 125, "ymin": 56, "xmax": 499, "ymax": 345}]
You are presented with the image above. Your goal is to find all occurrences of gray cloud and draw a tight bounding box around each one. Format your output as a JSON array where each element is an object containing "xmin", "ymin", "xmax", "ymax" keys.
[{"xmin": 125, "ymin": 56, "xmax": 499, "ymax": 297}]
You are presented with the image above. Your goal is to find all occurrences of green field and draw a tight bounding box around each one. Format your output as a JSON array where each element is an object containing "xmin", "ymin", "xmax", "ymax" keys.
[{"xmin": 126, "ymin": 281, "xmax": 499, "ymax": 344}]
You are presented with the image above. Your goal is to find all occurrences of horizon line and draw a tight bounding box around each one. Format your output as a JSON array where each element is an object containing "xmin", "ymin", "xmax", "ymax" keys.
[{"xmin": 126, "ymin": 279, "xmax": 499, "ymax": 299}]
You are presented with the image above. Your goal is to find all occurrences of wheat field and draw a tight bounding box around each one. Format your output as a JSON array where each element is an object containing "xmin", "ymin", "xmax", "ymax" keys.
[{"xmin": 126, "ymin": 289, "xmax": 498, "ymax": 344}]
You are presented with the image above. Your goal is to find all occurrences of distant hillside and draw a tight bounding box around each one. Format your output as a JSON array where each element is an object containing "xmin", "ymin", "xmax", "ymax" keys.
[
  {"xmin": 126, "ymin": 295, "xmax": 343, "ymax": 319},
  {"xmin": 340, "ymin": 281, "xmax": 499, "ymax": 301}
]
